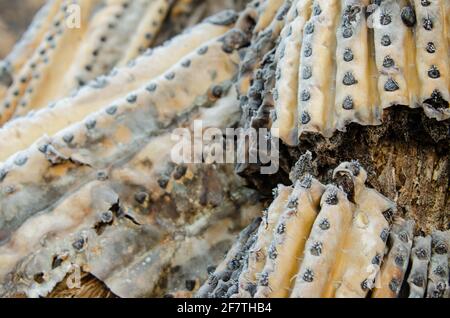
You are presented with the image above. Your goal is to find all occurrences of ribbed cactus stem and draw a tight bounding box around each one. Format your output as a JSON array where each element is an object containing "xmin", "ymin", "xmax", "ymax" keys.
[
  {"xmin": 254, "ymin": 0, "xmax": 287, "ymax": 33},
  {"xmin": 0, "ymin": 0, "xmax": 99, "ymax": 123},
  {"xmin": 1, "ymin": 0, "xmax": 63, "ymax": 77},
  {"xmin": 426, "ymin": 230, "xmax": 449, "ymax": 298},
  {"xmin": 235, "ymin": 185, "xmax": 292, "ymax": 297},
  {"xmin": 331, "ymin": 162, "xmax": 395, "ymax": 298},
  {"xmin": 290, "ymin": 185, "xmax": 354, "ymax": 297},
  {"xmin": 0, "ymin": 32, "xmax": 244, "ymax": 242},
  {"xmin": 118, "ymin": 0, "xmax": 173, "ymax": 65},
  {"xmin": 271, "ymin": 0, "xmax": 312, "ymax": 146},
  {"xmin": 407, "ymin": 235, "xmax": 431, "ymax": 298},
  {"xmin": 372, "ymin": 218, "xmax": 414, "ymax": 298},
  {"xmin": 372, "ymin": 0, "xmax": 419, "ymax": 111},
  {"xmin": 335, "ymin": 0, "xmax": 380, "ymax": 132},
  {"xmin": 196, "ymin": 217, "xmax": 262, "ymax": 298},
  {"xmin": 255, "ymin": 175, "xmax": 325, "ymax": 298},
  {"xmin": 412, "ymin": 0, "xmax": 449, "ymax": 120},
  {"xmin": 0, "ymin": 17, "xmax": 234, "ymax": 162},
  {"xmin": 297, "ymin": 0, "xmax": 340, "ymax": 138}
]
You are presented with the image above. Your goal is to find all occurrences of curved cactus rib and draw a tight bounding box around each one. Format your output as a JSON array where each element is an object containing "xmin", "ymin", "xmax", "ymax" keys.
[
  {"xmin": 297, "ymin": 0, "xmax": 340, "ymax": 138},
  {"xmin": 0, "ymin": 94, "xmax": 262, "ymax": 298},
  {"xmin": 271, "ymin": 0, "xmax": 312, "ymax": 146},
  {"xmin": 0, "ymin": 0, "xmax": 71, "ymax": 125},
  {"xmin": 413, "ymin": 0, "xmax": 449, "ymax": 120},
  {"xmin": 235, "ymin": 185, "xmax": 292, "ymax": 297},
  {"xmin": 372, "ymin": 0, "xmax": 418, "ymax": 111},
  {"xmin": 255, "ymin": 176, "xmax": 325, "ymax": 298},
  {"xmin": 335, "ymin": 0, "xmax": 380, "ymax": 132},
  {"xmin": 290, "ymin": 185, "xmax": 354, "ymax": 298},
  {"xmin": 372, "ymin": 218, "xmax": 414, "ymax": 298},
  {"xmin": 407, "ymin": 235, "xmax": 431, "ymax": 298},
  {"xmin": 0, "ymin": 33, "xmax": 244, "ymax": 243},
  {"xmin": 118, "ymin": 0, "xmax": 173, "ymax": 66},
  {"xmin": 196, "ymin": 217, "xmax": 262, "ymax": 298},
  {"xmin": 331, "ymin": 162, "xmax": 395, "ymax": 298},
  {"xmin": 426, "ymin": 230, "xmax": 449, "ymax": 298},
  {"xmin": 236, "ymin": 1, "xmax": 290, "ymax": 97},
  {"xmin": 63, "ymin": 0, "xmax": 155, "ymax": 91},
  {"xmin": 1, "ymin": 0, "xmax": 100, "ymax": 122},
  {"xmin": 0, "ymin": 0, "xmax": 63, "ymax": 79},
  {"xmin": 254, "ymin": 0, "xmax": 286, "ymax": 34},
  {"xmin": 0, "ymin": 18, "xmax": 234, "ymax": 162}
]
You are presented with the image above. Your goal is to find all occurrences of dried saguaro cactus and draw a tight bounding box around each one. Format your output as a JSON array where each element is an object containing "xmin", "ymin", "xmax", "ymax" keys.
[
  {"xmin": 234, "ymin": 0, "xmax": 450, "ymax": 146},
  {"xmin": 198, "ymin": 160, "xmax": 401, "ymax": 298},
  {"xmin": 0, "ymin": 0, "xmax": 448, "ymax": 299}
]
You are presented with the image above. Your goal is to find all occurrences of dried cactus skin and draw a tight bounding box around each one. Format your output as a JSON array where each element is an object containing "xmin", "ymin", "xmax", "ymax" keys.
[
  {"xmin": 290, "ymin": 185, "xmax": 354, "ymax": 298},
  {"xmin": 0, "ymin": 34, "xmax": 243, "ymax": 242},
  {"xmin": 255, "ymin": 176, "xmax": 325, "ymax": 298},
  {"xmin": 63, "ymin": 0, "xmax": 164, "ymax": 90},
  {"xmin": 0, "ymin": 20, "xmax": 233, "ymax": 162},
  {"xmin": 1, "ymin": 0, "xmax": 101, "ymax": 122},
  {"xmin": 372, "ymin": 0, "xmax": 420, "ymax": 111},
  {"xmin": 254, "ymin": 0, "xmax": 286, "ymax": 33},
  {"xmin": 0, "ymin": 18, "xmax": 233, "ymax": 162},
  {"xmin": 297, "ymin": 0, "xmax": 340, "ymax": 138},
  {"xmin": 117, "ymin": 0, "xmax": 173, "ymax": 65},
  {"xmin": 335, "ymin": 0, "xmax": 381, "ymax": 132},
  {"xmin": 426, "ymin": 230, "xmax": 449, "ymax": 298},
  {"xmin": 0, "ymin": 95, "xmax": 262, "ymax": 298},
  {"xmin": 332, "ymin": 163, "xmax": 395, "ymax": 298},
  {"xmin": 407, "ymin": 235, "xmax": 431, "ymax": 298},
  {"xmin": 235, "ymin": 185, "xmax": 292, "ymax": 297},
  {"xmin": 196, "ymin": 217, "xmax": 262, "ymax": 298},
  {"xmin": 0, "ymin": 0, "xmax": 63, "ymax": 78},
  {"xmin": 271, "ymin": 0, "xmax": 312, "ymax": 146},
  {"xmin": 372, "ymin": 218, "xmax": 415, "ymax": 298},
  {"xmin": 412, "ymin": 0, "xmax": 449, "ymax": 120}
]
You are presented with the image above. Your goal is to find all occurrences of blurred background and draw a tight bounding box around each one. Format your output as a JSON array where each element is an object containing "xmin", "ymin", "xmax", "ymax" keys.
[{"xmin": 0, "ymin": 0, "xmax": 46, "ymax": 58}]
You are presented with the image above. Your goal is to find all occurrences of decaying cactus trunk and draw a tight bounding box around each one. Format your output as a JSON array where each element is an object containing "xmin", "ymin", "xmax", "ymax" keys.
[{"xmin": 0, "ymin": 0, "xmax": 448, "ymax": 298}]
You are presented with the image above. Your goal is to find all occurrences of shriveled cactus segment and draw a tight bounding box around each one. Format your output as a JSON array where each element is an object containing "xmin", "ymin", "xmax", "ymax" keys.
[
  {"xmin": 332, "ymin": 162, "xmax": 395, "ymax": 298},
  {"xmin": 0, "ymin": 33, "xmax": 243, "ymax": 241},
  {"xmin": 0, "ymin": 95, "xmax": 261, "ymax": 298},
  {"xmin": 426, "ymin": 230, "xmax": 449, "ymax": 298},
  {"xmin": 372, "ymin": 0, "xmax": 419, "ymax": 111},
  {"xmin": 335, "ymin": 0, "xmax": 380, "ymax": 131},
  {"xmin": 0, "ymin": 0, "xmax": 63, "ymax": 78},
  {"xmin": 407, "ymin": 235, "xmax": 431, "ymax": 298},
  {"xmin": 255, "ymin": 175, "xmax": 325, "ymax": 297},
  {"xmin": 372, "ymin": 218, "xmax": 415, "ymax": 298},
  {"xmin": 413, "ymin": 0, "xmax": 449, "ymax": 120},
  {"xmin": 118, "ymin": 0, "xmax": 173, "ymax": 65},
  {"xmin": 297, "ymin": 0, "xmax": 340, "ymax": 137},
  {"xmin": 1, "ymin": 0, "xmax": 100, "ymax": 122},
  {"xmin": 271, "ymin": 0, "xmax": 312, "ymax": 145},
  {"xmin": 196, "ymin": 217, "xmax": 262, "ymax": 298},
  {"xmin": 291, "ymin": 185, "xmax": 354, "ymax": 297},
  {"xmin": 235, "ymin": 185, "xmax": 292, "ymax": 297},
  {"xmin": 0, "ymin": 18, "xmax": 233, "ymax": 162}
]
